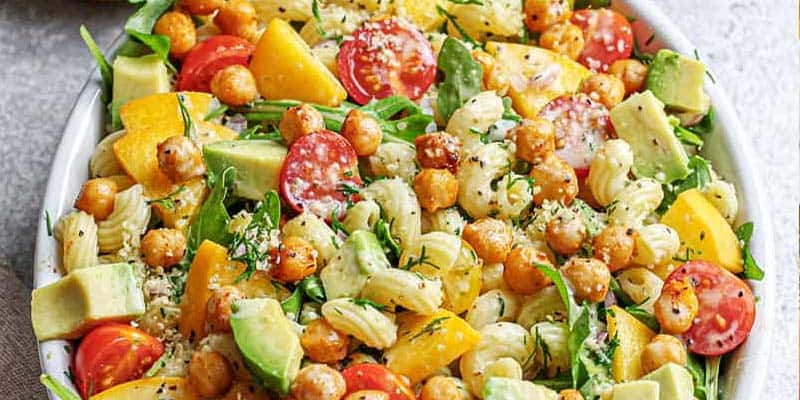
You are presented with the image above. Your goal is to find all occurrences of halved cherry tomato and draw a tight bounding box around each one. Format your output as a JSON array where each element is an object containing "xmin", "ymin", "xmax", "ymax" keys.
[
  {"xmin": 74, "ymin": 323, "xmax": 164, "ymax": 399},
  {"xmin": 539, "ymin": 93, "xmax": 612, "ymax": 179},
  {"xmin": 571, "ymin": 9, "xmax": 633, "ymax": 72},
  {"xmin": 342, "ymin": 364, "xmax": 415, "ymax": 400},
  {"xmin": 338, "ymin": 18, "xmax": 436, "ymax": 105},
  {"xmin": 279, "ymin": 130, "xmax": 362, "ymax": 220},
  {"xmin": 176, "ymin": 35, "xmax": 255, "ymax": 92},
  {"xmin": 664, "ymin": 261, "xmax": 756, "ymax": 356}
]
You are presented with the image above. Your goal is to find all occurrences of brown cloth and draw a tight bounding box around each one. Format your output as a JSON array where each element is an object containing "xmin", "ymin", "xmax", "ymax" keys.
[{"xmin": 0, "ymin": 266, "xmax": 47, "ymax": 399}]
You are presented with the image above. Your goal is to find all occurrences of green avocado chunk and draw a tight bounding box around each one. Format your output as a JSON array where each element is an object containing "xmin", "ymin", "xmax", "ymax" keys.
[
  {"xmin": 352, "ymin": 230, "xmax": 391, "ymax": 274},
  {"xmin": 203, "ymin": 140, "xmax": 288, "ymax": 201},
  {"xmin": 111, "ymin": 54, "xmax": 170, "ymax": 126},
  {"xmin": 321, "ymin": 230, "xmax": 389, "ymax": 299},
  {"xmin": 642, "ymin": 363, "xmax": 695, "ymax": 400},
  {"xmin": 231, "ymin": 298, "xmax": 303, "ymax": 396},
  {"xmin": 610, "ymin": 91, "xmax": 690, "ymax": 184},
  {"xmin": 483, "ymin": 377, "xmax": 558, "ymax": 400},
  {"xmin": 645, "ymin": 49, "xmax": 710, "ymax": 113},
  {"xmin": 31, "ymin": 263, "xmax": 145, "ymax": 341},
  {"xmin": 611, "ymin": 381, "xmax": 660, "ymax": 400}
]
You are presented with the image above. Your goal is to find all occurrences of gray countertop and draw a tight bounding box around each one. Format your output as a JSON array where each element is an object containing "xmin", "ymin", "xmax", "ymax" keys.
[{"xmin": 0, "ymin": 0, "xmax": 796, "ymax": 398}]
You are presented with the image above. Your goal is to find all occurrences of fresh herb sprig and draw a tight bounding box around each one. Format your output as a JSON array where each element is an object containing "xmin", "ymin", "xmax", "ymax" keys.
[
  {"xmin": 231, "ymin": 190, "xmax": 281, "ymax": 282},
  {"xmin": 410, "ymin": 316, "xmax": 450, "ymax": 341},
  {"xmin": 350, "ymin": 298, "xmax": 386, "ymax": 311},
  {"xmin": 735, "ymin": 222, "xmax": 764, "ymax": 281},
  {"xmin": 147, "ymin": 186, "xmax": 187, "ymax": 210},
  {"xmin": 176, "ymin": 93, "xmax": 195, "ymax": 139}
]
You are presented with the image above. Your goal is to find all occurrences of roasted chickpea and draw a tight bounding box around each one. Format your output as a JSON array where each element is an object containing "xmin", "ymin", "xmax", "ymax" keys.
[
  {"xmin": 214, "ymin": 0, "xmax": 259, "ymax": 42},
  {"xmin": 74, "ymin": 178, "xmax": 118, "ymax": 221},
  {"xmin": 608, "ymin": 59, "xmax": 649, "ymax": 95},
  {"xmin": 462, "ymin": 218, "xmax": 513, "ymax": 264},
  {"xmin": 592, "ymin": 226, "xmax": 636, "ymax": 271},
  {"xmin": 290, "ymin": 364, "xmax": 347, "ymax": 400},
  {"xmin": 341, "ymin": 109, "xmax": 382, "ymax": 156},
  {"xmin": 503, "ymin": 246, "xmax": 553, "ymax": 295},
  {"xmin": 561, "ymin": 257, "xmax": 611, "ymax": 303},
  {"xmin": 539, "ymin": 22, "xmax": 585, "ymax": 60},
  {"xmin": 210, "ymin": 65, "xmax": 258, "ymax": 107},
  {"xmin": 140, "ymin": 228, "xmax": 187, "ymax": 268},
  {"xmin": 580, "ymin": 73, "xmax": 626, "ymax": 109},
  {"xmin": 279, "ymin": 104, "xmax": 326, "ymax": 145},
  {"xmin": 300, "ymin": 318, "xmax": 350, "ymax": 363},
  {"xmin": 420, "ymin": 376, "xmax": 469, "ymax": 400},
  {"xmin": 157, "ymin": 135, "xmax": 206, "ymax": 183},
  {"xmin": 472, "ymin": 50, "xmax": 510, "ymax": 96},
  {"xmin": 524, "ymin": 0, "xmax": 572, "ymax": 33},
  {"xmin": 180, "ymin": 0, "xmax": 223, "ymax": 16},
  {"xmin": 654, "ymin": 277, "xmax": 699, "ymax": 334},
  {"xmin": 641, "ymin": 334, "xmax": 687, "ymax": 374},
  {"xmin": 413, "ymin": 169, "xmax": 459, "ymax": 213},
  {"xmin": 345, "ymin": 391, "xmax": 390, "ymax": 400},
  {"xmin": 188, "ymin": 350, "xmax": 234, "ymax": 398},
  {"xmin": 545, "ymin": 210, "xmax": 587, "ymax": 256},
  {"xmin": 270, "ymin": 236, "xmax": 318, "ymax": 283},
  {"xmin": 558, "ymin": 389, "xmax": 584, "ymax": 400},
  {"xmin": 414, "ymin": 132, "xmax": 462, "ymax": 174},
  {"xmin": 154, "ymin": 11, "xmax": 196, "ymax": 59},
  {"xmin": 530, "ymin": 155, "xmax": 579, "ymax": 206},
  {"xmin": 206, "ymin": 285, "xmax": 244, "ymax": 334},
  {"xmin": 514, "ymin": 118, "xmax": 556, "ymax": 165}
]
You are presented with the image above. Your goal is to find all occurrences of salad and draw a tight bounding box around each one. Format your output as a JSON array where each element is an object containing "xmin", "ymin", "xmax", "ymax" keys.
[{"xmin": 33, "ymin": 0, "xmax": 766, "ymax": 399}]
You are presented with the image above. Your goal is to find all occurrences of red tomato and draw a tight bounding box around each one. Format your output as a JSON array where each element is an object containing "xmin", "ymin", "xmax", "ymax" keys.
[
  {"xmin": 342, "ymin": 364, "xmax": 416, "ymax": 400},
  {"xmin": 338, "ymin": 18, "xmax": 437, "ymax": 105},
  {"xmin": 74, "ymin": 323, "xmax": 164, "ymax": 398},
  {"xmin": 665, "ymin": 261, "xmax": 757, "ymax": 356},
  {"xmin": 279, "ymin": 130, "xmax": 362, "ymax": 220},
  {"xmin": 539, "ymin": 93, "xmax": 612, "ymax": 179},
  {"xmin": 571, "ymin": 9, "xmax": 633, "ymax": 72},
  {"xmin": 176, "ymin": 35, "xmax": 255, "ymax": 92}
]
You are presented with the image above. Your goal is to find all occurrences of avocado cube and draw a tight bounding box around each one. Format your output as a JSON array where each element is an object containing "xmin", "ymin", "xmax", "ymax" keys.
[
  {"xmin": 646, "ymin": 49, "xmax": 709, "ymax": 113},
  {"xmin": 610, "ymin": 91, "xmax": 690, "ymax": 183},
  {"xmin": 111, "ymin": 54, "xmax": 171, "ymax": 124},
  {"xmin": 611, "ymin": 381, "xmax": 660, "ymax": 400},
  {"xmin": 642, "ymin": 363, "xmax": 695, "ymax": 400},
  {"xmin": 31, "ymin": 263, "xmax": 145, "ymax": 340},
  {"xmin": 483, "ymin": 377, "xmax": 558, "ymax": 400},
  {"xmin": 231, "ymin": 298, "xmax": 303, "ymax": 395},
  {"xmin": 203, "ymin": 140, "xmax": 288, "ymax": 201}
]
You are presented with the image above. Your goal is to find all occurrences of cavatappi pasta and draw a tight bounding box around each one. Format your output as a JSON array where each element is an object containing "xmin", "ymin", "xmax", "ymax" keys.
[{"xmin": 34, "ymin": 2, "xmax": 764, "ymax": 399}]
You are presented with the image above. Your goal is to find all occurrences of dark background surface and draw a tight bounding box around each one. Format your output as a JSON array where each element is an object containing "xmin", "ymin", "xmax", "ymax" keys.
[{"xmin": 0, "ymin": 0, "xmax": 796, "ymax": 398}]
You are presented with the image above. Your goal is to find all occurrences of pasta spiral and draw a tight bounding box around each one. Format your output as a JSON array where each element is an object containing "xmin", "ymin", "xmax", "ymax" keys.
[
  {"xmin": 587, "ymin": 139, "xmax": 634, "ymax": 207},
  {"xmin": 321, "ymin": 298, "xmax": 398, "ymax": 349},
  {"xmin": 54, "ymin": 211, "xmax": 98, "ymax": 273},
  {"xmin": 362, "ymin": 178, "xmax": 422, "ymax": 251},
  {"xmin": 97, "ymin": 184, "xmax": 150, "ymax": 254},
  {"xmin": 459, "ymin": 322, "xmax": 534, "ymax": 397},
  {"xmin": 457, "ymin": 143, "xmax": 532, "ymax": 219},
  {"xmin": 89, "ymin": 130, "xmax": 126, "ymax": 178},
  {"xmin": 633, "ymin": 223, "xmax": 680, "ymax": 266},
  {"xmin": 361, "ymin": 268, "xmax": 444, "ymax": 315}
]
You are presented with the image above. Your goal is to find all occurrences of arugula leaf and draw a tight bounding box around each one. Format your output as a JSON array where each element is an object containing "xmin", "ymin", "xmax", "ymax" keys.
[
  {"xmin": 501, "ymin": 97, "xmax": 522, "ymax": 123},
  {"xmin": 79, "ymin": 25, "xmax": 113, "ymax": 104},
  {"xmin": 436, "ymin": 38, "xmax": 483, "ymax": 124},
  {"xmin": 535, "ymin": 263, "xmax": 581, "ymax": 328},
  {"xmin": 705, "ymin": 355, "xmax": 721, "ymax": 400},
  {"xmin": 657, "ymin": 155, "xmax": 712, "ymax": 214},
  {"xmin": 187, "ymin": 166, "xmax": 236, "ymax": 253},
  {"xmin": 735, "ymin": 222, "xmax": 764, "ymax": 280},
  {"xmin": 281, "ymin": 288, "xmax": 303, "ymax": 320},
  {"xmin": 232, "ymin": 190, "xmax": 281, "ymax": 282},
  {"xmin": 568, "ymin": 306, "xmax": 616, "ymax": 398},
  {"xmin": 674, "ymin": 125, "xmax": 704, "ymax": 147},
  {"xmin": 624, "ymin": 304, "xmax": 660, "ymax": 332},
  {"xmin": 568, "ymin": 307, "xmax": 591, "ymax": 388},
  {"xmin": 688, "ymin": 107, "xmax": 715, "ymax": 135},
  {"xmin": 687, "ymin": 354, "xmax": 708, "ymax": 400},
  {"xmin": 124, "ymin": 0, "xmax": 174, "ymax": 67},
  {"xmin": 40, "ymin": 374, "xmax": 81, "ymax": 400},
  {"xmin": 300, "ymin": 276, "xmax": 326, "ymax": 303}
]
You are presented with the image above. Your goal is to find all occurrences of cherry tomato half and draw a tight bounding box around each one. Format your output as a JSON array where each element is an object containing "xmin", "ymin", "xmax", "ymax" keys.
[
  {"xmin": 342, "ymin": 364, "xmax": 416, "ymax": 400},
  {"xmin": 279, "ymin": 130, "xmax": 362, "ymax": 220},
  {"xmin": 664, "ymin": 261, "xmax": 756, "ymax": 356},
  {"xmin": 338, "ymin": 18, "xmax": 437, "ymax": 105},
  {"xmin": 176, "ymin": 35, "xmax": 255, "ymax": 92},
  {"xmin": 571, "ymin": 9, "xmax": 633, "ymax": 72},
  {"xmin": 74, "ymin": 323, "xmax": 165, "ymax": 398},
  {"xmin": 539, "ymin": 93, "xmax": 612, "ymax": 178}
]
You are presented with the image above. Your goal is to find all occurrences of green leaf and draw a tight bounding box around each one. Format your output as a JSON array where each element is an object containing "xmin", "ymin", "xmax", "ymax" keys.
[
  {"xmin": 568, "ymin": 305, "xmax": 616, "ymax": 397},
  {"xmin": 658, "ymin": 155, "xmax": 712, "ymax": 214},
  {"xmin": 501, "ymin": 97, "xmax": 522, "ymax": 123},
  {"xmin": 735, "ymin": 222, "xmax": 764, "ymax": 281},
  {"xmin": 535, "ymin": 263, "xmax": 581, "ymax": 328},
  {"xmin": 232, "ymin": 190, "xmax": 281, "ymax": 282},
  {"xmin": 674, "ymin": 125, "xmax": 704, "ymax": 147},
  {"xmin": 688, "ymin": 107, "xmax": 715, "ymax": 135},
  {"xmin": 281, "ymin": 288, "xmax": 303, "ymax": 320},
  {"xmin": 204, "ymin": 104, "xmax": 229, "ymax": 121},
  {"xmin": 187, "ymin": 166, "xmax": 236, "ymax": 252},
  {"xmin": 124, "ymin": 0, "xmax": 175, "ymax": 67},
  {"xmin": 436, "ymin": 37, "xmax": 483, "ymax": 123},
  {"xmin": 40, "ymin": 374, "xmax": 81, "ymax": 400},
  {"xmin": 300, "ymin": 276, "xmax": 326, "ymax": 303},
  {"xmin": 687, "ymin": 354, "xmax": 708, "ymax": 400},
  {"xmin": 375, "ymin": 218, "xmax": 402, "ymax": 260},
  {"xmin": 624, "ymin": 305, "xmax": 660, "ymax": 332},
  {"xmin": 573, "ymin": 199, "xmax": 603, "ymax": 238},
  {"xmin": 79, "ymin": 25, "xmax": 113, "ymax": 104},
  {"xmin": 568, "ymin": 306, "xmax": 591, "ymax": 388}
]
